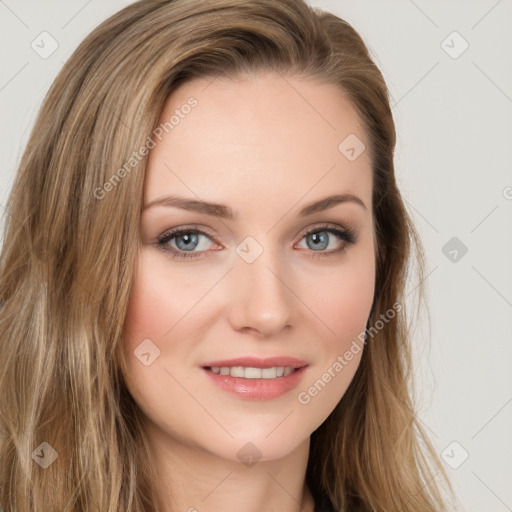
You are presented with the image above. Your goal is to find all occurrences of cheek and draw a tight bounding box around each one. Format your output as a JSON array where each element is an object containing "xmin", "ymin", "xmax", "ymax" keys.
[
  {"xmin": 306, "ymin": 249, "xmax": 375, "ymax": 346},
  {"xmin": 294, "ymin": 251, "xmax": 374, "ymax": 421},
  {"xmin": 120, "ymin": 252, "xmax": 190, "ymax": 420},
  {"xmin": 123, "ymin": 275, "xmax": 161, "ymax": 348},
  {"xmin": 123, "ymin": 250, "xmax": 191, "ymax": 345},
  {"xmin": 121, "ymin": 252, "xmax": 175, "ymax": 381},
  {"xmin": 121, "ymin": 249, "xmax": 214, "ymax": 390}
]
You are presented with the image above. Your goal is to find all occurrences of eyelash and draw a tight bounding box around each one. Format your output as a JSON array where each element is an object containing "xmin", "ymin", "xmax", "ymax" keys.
[{"xmin": 155, "ymin": 223, "xmax": 357, "ymax": 260}]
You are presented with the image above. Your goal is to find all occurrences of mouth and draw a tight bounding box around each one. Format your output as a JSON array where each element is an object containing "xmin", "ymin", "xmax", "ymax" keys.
[
  {"xmin": 203, "ymin": 365, "xmax": 301, "ymax": 379},
  {"xmin": 199, "ymin": 357, "xmax": 309, "ymax": 400},
  {"xmin": 200, "ymin": 356, "xmax": 308, "ymax": 379}
]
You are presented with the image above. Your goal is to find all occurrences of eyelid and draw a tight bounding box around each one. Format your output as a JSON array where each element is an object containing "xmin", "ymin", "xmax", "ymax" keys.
[
  {"xmin": 295, "ymin": 221, "xmax": 351, "ymax": 239},
  {"xmin": 158, "ymin": 224, "xmax": 218, "ymax": 242}
]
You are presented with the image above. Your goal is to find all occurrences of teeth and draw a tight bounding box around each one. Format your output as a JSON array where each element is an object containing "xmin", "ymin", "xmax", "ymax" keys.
[
  {"xmin": 230, "ymin": 366, "xmax": 245, "ymax": 378},
  {"xmin": 209, "ymin": 366, "xmax": 296, "ymax": 379},
  {"xmin": 261, "ymin": 367, "xmax": 276, "ymax": 378},
  {"xmin": 245, "ymin": 367, "xmax": 262, "ymax": 379}
]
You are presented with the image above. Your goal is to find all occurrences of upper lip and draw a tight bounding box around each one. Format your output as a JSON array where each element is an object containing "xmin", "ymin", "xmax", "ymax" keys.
[{"xmin": 201, "ymin": 357, "xmax": 309, "ymax": 369}]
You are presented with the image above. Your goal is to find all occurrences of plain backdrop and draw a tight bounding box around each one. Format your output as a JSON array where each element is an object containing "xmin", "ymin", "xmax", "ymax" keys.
[{"xmin": 1, "ymin": 1, "xmax": 511, "ymax": 511}]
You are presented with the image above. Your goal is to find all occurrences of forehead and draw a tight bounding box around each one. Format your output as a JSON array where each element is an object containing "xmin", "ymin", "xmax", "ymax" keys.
[{"xmin": 144, "ymin": 72, "xmax": 372, "ymax": 215}]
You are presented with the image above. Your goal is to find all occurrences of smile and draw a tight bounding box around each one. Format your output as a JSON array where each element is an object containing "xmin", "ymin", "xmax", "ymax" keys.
[{"xmin": 206, "ymin": 366, "xmax": 296, "ymax": 379}]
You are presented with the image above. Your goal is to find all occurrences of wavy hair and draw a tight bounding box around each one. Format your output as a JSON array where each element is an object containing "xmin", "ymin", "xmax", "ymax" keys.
[{"xmin": 0, "ymin": 0, "xmax": 454, "ymax": 510}]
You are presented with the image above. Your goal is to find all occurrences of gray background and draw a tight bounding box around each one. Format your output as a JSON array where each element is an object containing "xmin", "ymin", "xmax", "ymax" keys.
[{"xmin": 1, "ymin": 1, "xmax": 511, "ymax": 510}]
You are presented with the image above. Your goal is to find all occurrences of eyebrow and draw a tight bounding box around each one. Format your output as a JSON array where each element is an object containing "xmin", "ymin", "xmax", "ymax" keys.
[{"xmin": 142, "ymin": 193, "xmax": 366, "ymax": 219}]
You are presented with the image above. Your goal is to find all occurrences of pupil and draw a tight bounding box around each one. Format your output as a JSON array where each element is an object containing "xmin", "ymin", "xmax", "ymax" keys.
[{"xmin": 178, "ymin": 233, "xmax": 197, "ymax": 250}]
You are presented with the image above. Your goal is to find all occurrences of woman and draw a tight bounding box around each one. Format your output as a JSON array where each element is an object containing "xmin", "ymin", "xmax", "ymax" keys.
[{"xmin": 0, "ymin": 0, "xmax": 454, "ymax": 510}]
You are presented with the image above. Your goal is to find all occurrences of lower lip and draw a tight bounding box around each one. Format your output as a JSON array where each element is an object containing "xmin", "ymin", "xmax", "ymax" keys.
[{"xmin": 201, "ymin": 366, "xmax": 308, "ymax": 400}]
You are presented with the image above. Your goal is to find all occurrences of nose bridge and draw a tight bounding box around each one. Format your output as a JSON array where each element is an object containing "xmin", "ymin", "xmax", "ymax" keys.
[{"xmin": 228, "ymin": 236, "xmax": 293, "ymax": 334}]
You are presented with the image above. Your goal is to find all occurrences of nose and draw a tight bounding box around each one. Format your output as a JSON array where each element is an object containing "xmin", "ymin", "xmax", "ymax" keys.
[{"xmin": 227, "ymin": 245, "xmax": 294, "ymax": 337}]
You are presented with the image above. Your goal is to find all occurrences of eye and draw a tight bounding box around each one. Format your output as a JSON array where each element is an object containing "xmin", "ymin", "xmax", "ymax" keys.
[
  {"xmin": 156, "ymin": 226, "xmax": 218, "ymax": 260},
  {"xmin": 155, "ymin": 223, "xmax": 357, "ymax": 260},
  {"xmin": 295, "ymin": 223, "xmax": 357, "ymax": 259}
]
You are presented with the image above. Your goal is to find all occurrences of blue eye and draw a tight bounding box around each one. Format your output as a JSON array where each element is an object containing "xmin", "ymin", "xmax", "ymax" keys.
[
  {"xmin": 156, "ymin": 227, "xmax": 216, "ymax": 259},
  {"xmin": 299, "ymin": 226, "xmax": 356, "ymax": 253},
  {"xmin": 156, "ymin": 223, "xmax": 357, "ymax": 260}
]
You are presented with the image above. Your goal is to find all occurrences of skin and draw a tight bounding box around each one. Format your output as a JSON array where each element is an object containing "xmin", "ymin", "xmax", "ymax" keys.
[{"xmin": 122, "ymin": 71, "xmax": 376, "ymax": 512}]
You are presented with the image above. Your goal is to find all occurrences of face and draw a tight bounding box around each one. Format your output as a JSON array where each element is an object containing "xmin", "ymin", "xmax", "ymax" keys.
[{"xmin": 121, "ymin": 71, "xmax": 375, "ymax": 463}]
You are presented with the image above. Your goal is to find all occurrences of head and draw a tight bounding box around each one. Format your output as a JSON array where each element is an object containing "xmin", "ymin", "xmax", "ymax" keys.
[{"xmin": 0, "ymin": 1, "xmax": 452, "ymax": 511}]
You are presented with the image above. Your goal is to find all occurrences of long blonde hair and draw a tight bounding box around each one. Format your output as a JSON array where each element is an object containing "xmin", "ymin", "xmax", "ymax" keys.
[{"xmin": 0, "ymin": 0, "xmax": 454, "ymax": 510}]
